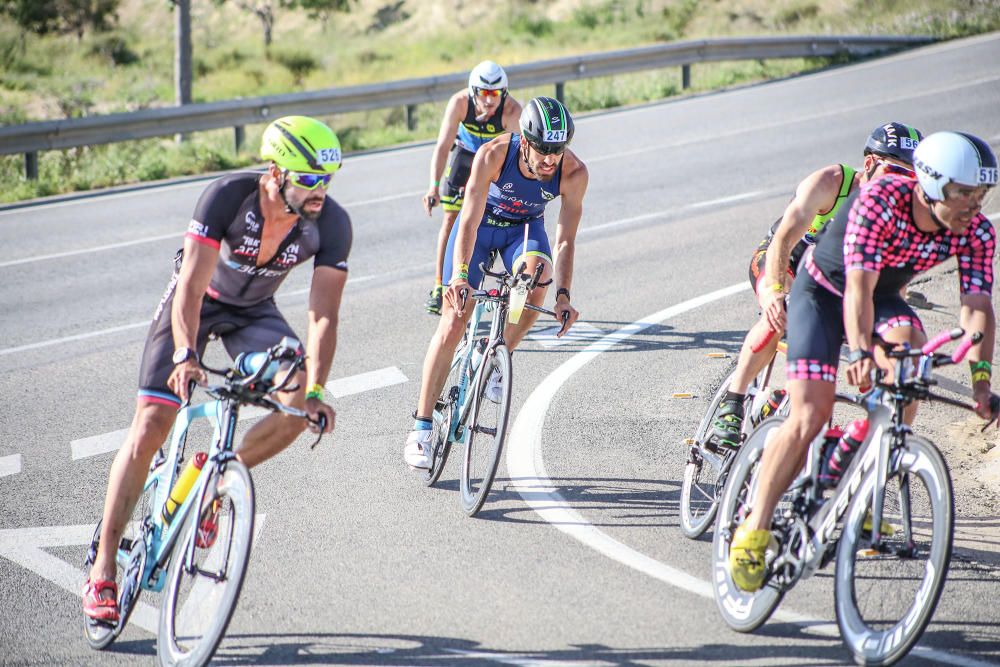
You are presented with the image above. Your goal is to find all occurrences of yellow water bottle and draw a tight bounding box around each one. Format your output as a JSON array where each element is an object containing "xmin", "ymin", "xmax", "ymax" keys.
[{"xmin": 162, "ymin": 452, "xmax": 208, "ymax": 525}]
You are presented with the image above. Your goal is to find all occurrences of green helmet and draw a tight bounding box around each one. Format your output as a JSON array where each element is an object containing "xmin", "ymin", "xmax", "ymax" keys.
[{"xmin": 260, "ymin": 116, "xmax": 342, "ymax": 174}]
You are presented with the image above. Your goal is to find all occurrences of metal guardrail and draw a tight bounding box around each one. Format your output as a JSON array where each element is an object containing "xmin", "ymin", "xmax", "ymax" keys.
[{"xmin": 1, "ymin": 34, "xmax": 934, "ymax": 177}]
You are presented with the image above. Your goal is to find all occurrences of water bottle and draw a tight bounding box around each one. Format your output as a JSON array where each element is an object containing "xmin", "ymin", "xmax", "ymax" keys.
[
  {"xmin": 757, "ymin": 389, "xmax": 787, "ymax": 423},
  {"xmin": 819, "ymin": 419, "xmax": 869, "ymax": 487},
  {"xmin": 508, "ymin": 281, "xmax": 529, "ymax": 324},
  {"xmin": 162, "ymin": 452, "xmax": 208, "ymax": 525}
]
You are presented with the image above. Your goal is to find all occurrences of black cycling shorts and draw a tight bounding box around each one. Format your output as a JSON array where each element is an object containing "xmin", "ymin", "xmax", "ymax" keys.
[{"xmin": 440, "ymin": 145, "xmax": 475, "ymax": 212}]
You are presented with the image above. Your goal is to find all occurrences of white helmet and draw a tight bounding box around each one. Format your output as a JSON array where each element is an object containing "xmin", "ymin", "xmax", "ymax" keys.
[
  {"xmin": 913, "ymin": 131, "xmax": 998, "ymax": 201},
  {"xmin": 468, "ymin": 60, "xmax": 508, "ymax": 97}
]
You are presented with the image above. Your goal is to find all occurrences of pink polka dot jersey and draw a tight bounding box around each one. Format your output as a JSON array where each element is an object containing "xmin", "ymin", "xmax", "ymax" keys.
[{"xmin": 810, "ymin": 174, "xmax": 995, "ymax": 297}]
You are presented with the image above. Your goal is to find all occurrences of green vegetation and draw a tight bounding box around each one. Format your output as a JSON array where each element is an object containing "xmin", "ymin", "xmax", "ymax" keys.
[{"xmin": 2, "ymin": 0, "xmax": 999, "ymax": 203}]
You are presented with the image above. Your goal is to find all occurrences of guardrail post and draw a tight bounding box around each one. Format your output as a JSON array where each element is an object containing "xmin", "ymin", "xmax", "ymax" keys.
[
  {"xmin": 406, "ymin": 104, "xmax": 417, "ymax": 131},
  {"xmin": 24, "ymin": 152, "xmax": 38, "ymax": 180},
  {"xmin": 234, "ymin": 125, "xmax": 245, "ymax": 154},
  {"xmin": 682, "ymin": 64, "xmax": 691, "ymax": 90},
  {"xmin": 555, "ymin": 82, "xmax": 565, "ymax": 103}
]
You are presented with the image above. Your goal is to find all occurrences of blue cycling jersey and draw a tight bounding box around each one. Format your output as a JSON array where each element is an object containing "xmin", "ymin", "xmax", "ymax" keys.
[{"xmin": 483, "ymin": 134, "xmax": 562, "ymax": 226}]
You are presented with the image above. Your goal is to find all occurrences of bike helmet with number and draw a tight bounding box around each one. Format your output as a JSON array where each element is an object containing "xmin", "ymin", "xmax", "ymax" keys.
[
  {"xmin": 260, "ymin": 116, "xmax": 342, "ymax": 174},
  {"xmin": 913, "ymin": 131, "xmax": 998, "ymax": 201},
  {"xmin": 519, "ymin": 96, "xmax": 574, "ymax": 154},
  {"xmin": 468, "ymin": 60, "xmax": 508, "ymax": 98},
  {"xmin": 863, "ymin": 122, "xmax": 923, "ymax": 165}
]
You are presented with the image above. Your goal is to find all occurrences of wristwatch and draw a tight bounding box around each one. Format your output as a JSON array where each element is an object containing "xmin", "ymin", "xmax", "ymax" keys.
[
  {"xmin": 556, "ymin": 287, "xmax": 571, "ymax": 302},
  {"xmin": 846, "ymin": 348, "xmax": 872, "ymax": 364},
  {"xmin": 172, "ymin": 347, "xmax": 198, "ymax": 365}
]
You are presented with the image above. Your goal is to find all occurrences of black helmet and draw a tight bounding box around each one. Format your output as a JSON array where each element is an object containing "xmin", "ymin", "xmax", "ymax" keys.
[
  {"xmin": 864, "ymin": 122, "xmax": 923, "ymax": 165},
  {"xmin": 519, "ymin": 96, "xmax": 574, "ymax": 155}
]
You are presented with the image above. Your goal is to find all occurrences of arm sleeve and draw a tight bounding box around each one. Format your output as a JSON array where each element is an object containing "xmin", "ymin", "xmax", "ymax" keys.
[
  {"xmin": 186, "ymin": 175, "xmax": 256, "ymax": 249},
  {"xmin": 843, "ymin": 186, "xmax": 892, "ymax": 274},
  {"xmin": 314, "ymin": 204, "xmax": 353, "ymax": 271},
  {"xmin": 957, "ymin": 217, "xmax": 995, "ymax": 295}
]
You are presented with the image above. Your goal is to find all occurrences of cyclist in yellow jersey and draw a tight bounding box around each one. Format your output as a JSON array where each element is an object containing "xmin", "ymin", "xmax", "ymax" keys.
[
  {"xmin": 421, "ymin": 61, "xmax": 523, "ymax": 314},
  {"xmin": 707, "ymin": 122, "xmax": 923, "ymax": 452}
]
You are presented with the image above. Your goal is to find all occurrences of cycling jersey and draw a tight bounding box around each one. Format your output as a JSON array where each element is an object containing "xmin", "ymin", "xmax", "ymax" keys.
[
  {"xmin": 456, "ymin": 95, "xmax": 507, "ymax": 153},
  {"xmin": 186, "ymin": 172, "xmax": 352, "ymax": 308},
  {"xmin": 748, "ymin": 165, "xmax": 857, "ymax": 293}
]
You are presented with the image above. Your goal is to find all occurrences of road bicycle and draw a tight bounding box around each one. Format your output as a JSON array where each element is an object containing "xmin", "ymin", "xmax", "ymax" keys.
[
  {"xmin": 422, "ymin": 255, "xmax": 561, "ymax": 516},
  {"xmin": 711, "ymin": 328, "xmax": 998, "ymax": 666},
  {"xmin": 679, "ymin": 336, "xmax": 789, "ymax": 539},
  {"xmin": 84, "ymin": 336, "xmax": 324, "ymax": 666}
]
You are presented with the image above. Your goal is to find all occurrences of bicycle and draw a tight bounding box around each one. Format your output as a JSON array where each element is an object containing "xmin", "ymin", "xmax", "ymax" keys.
[
  {"xmin": 711, "ymin": 328, "xmax": 999, "ymax": 666},
  {"xmin": 84, "ymin": 336, "xmax": 325, "ymax": 666},
  {"xmin": 679, "ymin": 336, "xmax": 789, "ymax": 539},
  {"xmin": 422, "ymin": 254, "xmax": 562, "ymax": 516}
]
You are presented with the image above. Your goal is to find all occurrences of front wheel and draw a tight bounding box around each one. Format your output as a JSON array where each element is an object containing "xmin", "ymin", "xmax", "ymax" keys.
[
  {"xmin": 834, "ymin": 435, "xmax": 953, "ymax": 666},
  {"xmin": 712, "ymin": 416, "xmax": 787, "ymax": 633},
  {"xmin": 158, "ymin": 462, "xmax": 255, "ymax": 667},
  {"xmin": 460, "ymin": 343, "xmax": 512, "ymax": 516},
  {"xmin": 423, "ymin": 352, "xmax": 463, "ymax": 487}
]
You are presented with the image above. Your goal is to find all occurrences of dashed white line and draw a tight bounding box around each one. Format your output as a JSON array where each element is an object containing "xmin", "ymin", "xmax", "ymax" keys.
[
  {"xmin": 529, "ymin": 321, "xmax": 604, "ymax": 348},
  {"xmin": 0, "ymin": 454, "xmax": 23, "ymax": 477},
  {"xmin": 327, "ymin": 365, "xmax": 408, "ymax": 398},
  {"xmin": 0, "ymin": 232, "xmax": 180, "ymax": 269}
]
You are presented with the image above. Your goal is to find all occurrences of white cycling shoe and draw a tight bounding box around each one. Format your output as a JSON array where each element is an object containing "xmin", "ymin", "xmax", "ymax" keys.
[
  {"xmin": 404, "ymin": 429, "xmax": 433, "ymax": 470},
  {"xmin": 484, "ymin": 367, "xmax": 503, "ymax": 404}
]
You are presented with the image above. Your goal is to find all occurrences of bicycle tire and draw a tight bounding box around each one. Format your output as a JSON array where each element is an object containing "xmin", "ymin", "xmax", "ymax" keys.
[
  {"xmin": 834, "ymin": 434, "xmax": 953, "ymax": 666},
  {"xmin": 423, "ymin": 354, "xmax": 463, "ymax": 487},
  {"xmin": 158, "ymin": 462, "xmax": 255, "ymax": 667},
  {"xmin": 712, "ymin": 416, "xmax": 786, "ymax": 632},
  {"xmin": 460, "ymin": 343, "xmax": 512, "ymax": 516}
]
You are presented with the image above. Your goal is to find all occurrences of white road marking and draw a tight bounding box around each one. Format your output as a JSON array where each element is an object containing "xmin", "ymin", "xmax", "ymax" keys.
[
  {"xmin": 0, "ymin": 320, "xmax": 150, "ymax": 357},
  {"xmin": 0, "ymin": 232, "xmax": 180, "ymax": 269},
  {"xmin": 506, "ymin": 282, "xmax": 991, "ymax": 667},
  {"xmin": 326, "ymin": 366, "xmax": 408, "ymax": 398},
  {"xmin": 71, "ymin": 366, "xmax": 408, "ymax": 460},
  {"xmin": 580, "ymin": 191, "xmax": 766, "ymax": 236},
  {"xmin": 0, "ymin": 454, "xmax": 23, "ymax": 477},
  {"xmin": 529, "ymin": 321, "xmax": 604, "ymax": 348},
  {"xmin": 0, "ymin": 516, "xmax": 265, "ymax": 637}
]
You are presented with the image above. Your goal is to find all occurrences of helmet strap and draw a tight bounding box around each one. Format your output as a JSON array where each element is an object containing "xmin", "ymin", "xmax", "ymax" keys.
[
  {"xmin": 521, "ymin": 142, "xmax": 537, "ymax": 178},
  {"xmin": 277, "ymin": 171, "xmax": 299, "ymax": 216},
  {"xmin": 921, "ymin": 190, "xmax": 948, "ymax": 231}
]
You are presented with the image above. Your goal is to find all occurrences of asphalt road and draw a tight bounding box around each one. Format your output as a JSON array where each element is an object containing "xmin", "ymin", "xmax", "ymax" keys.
[{"xmin": 1, "ymin": 32, "xmax": 999, "ymax": 667}]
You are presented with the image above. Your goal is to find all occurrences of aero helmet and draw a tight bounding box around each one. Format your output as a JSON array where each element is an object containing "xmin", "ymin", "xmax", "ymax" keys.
[
  {"xmin": 864, "ymin": 122, "xmax": 923, "ymax": 165},
  {"xmin": 468, "ymin": 60, "xmax": 508, "ymax": 97},
  {"xmin": 260, "ymin": 116, "xmax": 342, "ymax": 174},
  {"xmin": 913, "ymin": 131, "xmax": 998, "ymax": 201},
  {"xmin": 519, "ymin": 96, "xmax": 574, "ymax": 155}
]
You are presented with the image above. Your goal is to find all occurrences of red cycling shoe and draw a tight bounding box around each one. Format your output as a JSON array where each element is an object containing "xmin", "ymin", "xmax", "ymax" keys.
[
  {"xmin": 82, "ymin": 579, "xmax": 119, "ymax": 623},
  {"xmin": 196, "ymin": 499, "xmax": 220, "ymax": 549}
]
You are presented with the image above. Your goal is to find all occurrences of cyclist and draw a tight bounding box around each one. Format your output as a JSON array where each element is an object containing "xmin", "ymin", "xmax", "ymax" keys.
[
  {"xmin": 83, "ymin": 116, "xmax": 349, "ymax": 622},
  {"xmin": 421, "ymin": 60, "xmax": 523, "ymax": 315},
  {"xmin": 404, "ymin": 96, "xmax": 587, "ymax": 469},
  {"xmin": 708, "ymin": 122, "xmax": 923, "ymax": 452},
  {"xmin": 728, "ymin": 131, "xmax": 999, "ymax": 592}
]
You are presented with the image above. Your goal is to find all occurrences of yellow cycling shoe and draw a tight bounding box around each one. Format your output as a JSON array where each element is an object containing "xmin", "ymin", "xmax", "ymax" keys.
[
  {"xmin": 862, "ymin": 509, "xmax": 896, "ymax": 537},
  {"xmin": 728, "ymin": 524, "xmax": 777, "ymax": 593}
]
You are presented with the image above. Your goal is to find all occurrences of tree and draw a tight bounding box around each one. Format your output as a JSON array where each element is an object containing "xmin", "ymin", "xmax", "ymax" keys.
[
  {"xmin": 214, "ymin": 0, "xmax": 352, "ymax": 55},
  {"xmin": 0, "ymin": 0, "xmax": 119, "ymax": 39}
]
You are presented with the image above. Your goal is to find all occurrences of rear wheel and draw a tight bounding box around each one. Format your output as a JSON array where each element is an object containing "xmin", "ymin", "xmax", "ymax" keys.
[
  {"xmin": 835, "ymin": 435, "xmax": 953, "ymax": 666},
  {"xmin": 460, "ymin": 344, "xmax": 512, "ymax": 516},
  {"xmin": 158, "ymin": 462, "xmax": 254, "ymax": 667}
]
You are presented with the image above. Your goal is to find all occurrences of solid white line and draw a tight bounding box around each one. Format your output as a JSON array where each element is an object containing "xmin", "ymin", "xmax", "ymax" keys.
[
  {"xmin": 0, "ymin": 320, "xmax": 151, "ymax": 357},
  {"xmin": 580, "ymin": 191, "xmax": 764, "ymax": 236},
  {"xmin": 0, "ymin": 454, "xmax": 23, "ymax": 477},
  {"xmin": 326, "ymin": 366, "xmax": 408, "ymax": 398},
  {"xmin": 506, "ymin": 282, "xmax": 991, "ymax": 666},
  {"xmin": 0, "ymin": 232, "xmax": 180, "ymax": 269}
]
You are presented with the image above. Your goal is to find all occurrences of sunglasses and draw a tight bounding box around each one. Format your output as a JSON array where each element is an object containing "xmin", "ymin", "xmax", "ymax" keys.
[
  {"xmin": 880, "ymin": 162, "xmax": 915, "ymax": 179},
  {"xmin": 287, "ymin": 171, "xmax": 333, "ymax": 190},
  {"xmin": 474, "ymin": 87, "xmax": 503, "ymax": 98},
  {"xmin": 526, "ymin": 140, "xmax": 566, "ymax": 156}
]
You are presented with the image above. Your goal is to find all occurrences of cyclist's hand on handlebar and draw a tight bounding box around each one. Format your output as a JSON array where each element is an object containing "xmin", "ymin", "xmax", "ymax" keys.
[
  {"xmin": 168, "ymin": 360, "xmax": 206, "ymax": 402},
  {"xmin": 422, "ymin": 187, "xmax": 439, "ymax": 216},
  {"xmin": 554, "ymin": 300, "xmax": 578, "ymax": 338},
  {"xmin": 445, "ymin": 279, "xmax": 470, "ymax": 316},
  {"xmin": 845, "ymin": 357, "xmax": 875, "ymax": 388},
  {"xmin": 972, "ymin": 386, "xmax": 998, "ymax": 421},
  {"xmin": 305, "ymin": 397, "xmax": 335, "ymax": 434},
  {"xmin": 761, "ymin": 289, "xmax": 786, "ymax": 332}
]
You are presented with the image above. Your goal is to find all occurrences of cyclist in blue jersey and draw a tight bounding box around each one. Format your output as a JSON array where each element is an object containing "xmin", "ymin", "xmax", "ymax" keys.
[
  {"xmin": 728, "ymin": 131, "xmax": 999, "ymax": 592},
  {"xmin": 421, "ymin": 61, "xmax": 523, "ymax": 315},
  {"xmin": 405, "ymin": 96, "xmax": 588, "ymax": 469},
  {"xmin": 83, "ymin": 117, "xmax": 348, "ymax": 622},
  {"xmin": 708, "ymin": 123, "xmax": 923, "ymax": 451}
]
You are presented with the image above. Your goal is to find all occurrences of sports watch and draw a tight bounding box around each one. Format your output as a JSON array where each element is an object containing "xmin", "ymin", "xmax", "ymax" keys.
[{"xmin": 172, "ymin": 347, "xmax": 198, "ymax": 365}]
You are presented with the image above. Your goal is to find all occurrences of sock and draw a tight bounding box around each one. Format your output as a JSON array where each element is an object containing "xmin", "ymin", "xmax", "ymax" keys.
[
  {"xmin": 413, "ymin": 417, "xmax": 433, "ymax": 431},
  {"xmin": 723, "ymin": 391, "xmax": 746, "ymax": 404}
]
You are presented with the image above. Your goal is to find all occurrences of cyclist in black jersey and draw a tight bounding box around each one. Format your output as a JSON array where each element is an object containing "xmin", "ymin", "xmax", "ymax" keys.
[
  {"xmin": 83, "ymin": 116, "xmax": 351, "ymax": 621},
  {"xmin": 421, "ymin": 61, "xmax": 523, "ymax": 315},
  {"xmin": 709, "ymin": 123, "xmax": 922, "ymax": 451},
  {"xmin": 728, "ymin": 131, "xmax": 999, "ymax": 593}
]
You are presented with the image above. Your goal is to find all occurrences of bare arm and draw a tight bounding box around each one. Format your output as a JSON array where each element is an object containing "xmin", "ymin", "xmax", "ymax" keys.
[
  {"xmin": 500, "ymin": 96, "xmax": 523, "ymax": 132},
  {"xmin": 960, "ymin": 292, "xmax": 996, "ymax": 416},
  {"xmin": 303, "ymin": 265, "xmax": 348, "ymax": 433},
  {"xmin": 551, "ymin": 152, "xmax": 589, "ymax": 335},
  {"xmin": 168, "ymin": 236, "xmax": 218, "ymax": 399},
  {"xmin": 843, "ymin": 269, "xmax": 878, "ymax": 386},
  {"xmin": 423, "ymin": 93, "xmax": 466, "ymax": 215}
]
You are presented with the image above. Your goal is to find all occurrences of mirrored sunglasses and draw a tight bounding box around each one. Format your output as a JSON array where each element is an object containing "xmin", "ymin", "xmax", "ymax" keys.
[
  {"xmin": 474, "ymin": 87, "xmax": 503, "ymax": 98},
  {"xmin": 288, "ymin": 171, "xmax": 333, "ymax": 190},
  {"xmin": 527, "ymin": 140, "xmax": 566, "ymax": 156}
]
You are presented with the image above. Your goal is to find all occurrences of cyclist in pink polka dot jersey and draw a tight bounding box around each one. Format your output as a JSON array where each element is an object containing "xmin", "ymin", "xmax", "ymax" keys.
[{"xmin": 726, "ymin": 131, "xmax": 1000, "ymax": 593}]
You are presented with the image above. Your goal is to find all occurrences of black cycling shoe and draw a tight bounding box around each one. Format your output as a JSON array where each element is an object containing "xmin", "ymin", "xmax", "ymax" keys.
[
  {"xmin": 706, "ymin": 399, "xmax": 745, "ymax": 453},
  {"xmin": 425, "ymin": 285, "xmax": 443, "ymax": 315}
]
